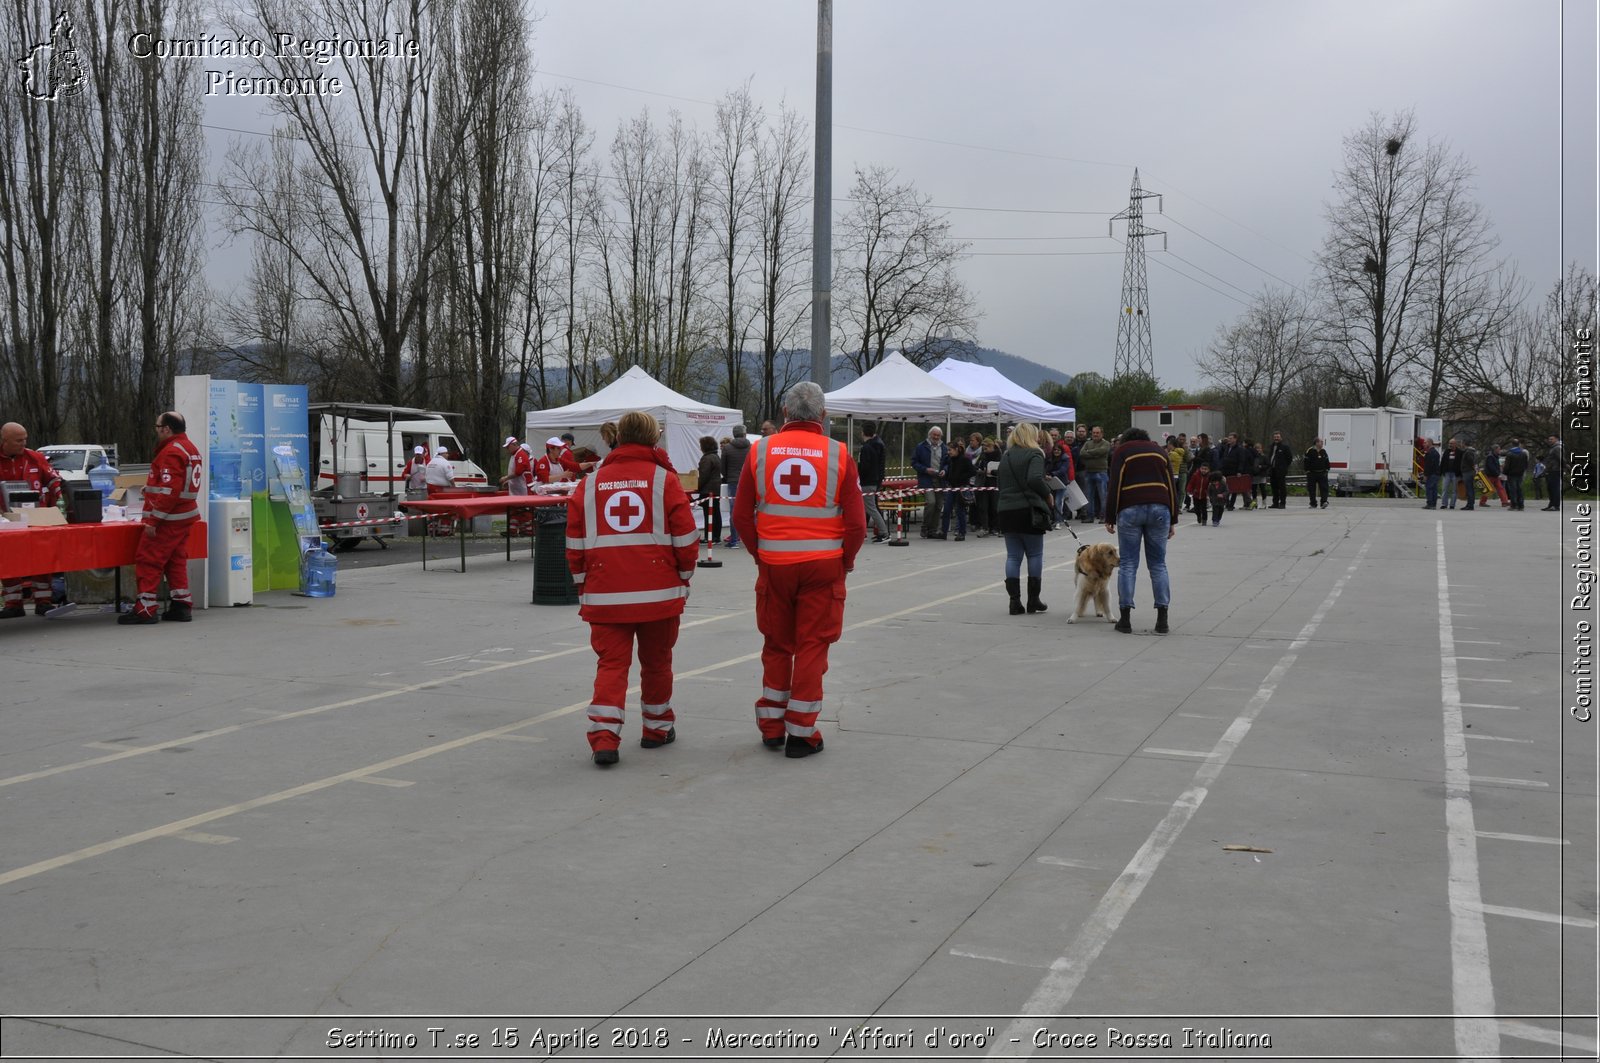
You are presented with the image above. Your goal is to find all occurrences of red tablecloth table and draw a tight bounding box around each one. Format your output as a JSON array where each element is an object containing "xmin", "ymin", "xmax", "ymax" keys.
[
  {"xmin": 398, "ymin": 495, "xmax": 570, "ymax": 571},
  {"xmin": 0, "ymin": 521, "xmax": 208, "ymax": 612}
]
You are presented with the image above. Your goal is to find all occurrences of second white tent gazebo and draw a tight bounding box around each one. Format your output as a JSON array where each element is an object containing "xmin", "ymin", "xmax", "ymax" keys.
[{"xmin": 821, "ymin": 352, "xmax": 998, "ymax": 422}]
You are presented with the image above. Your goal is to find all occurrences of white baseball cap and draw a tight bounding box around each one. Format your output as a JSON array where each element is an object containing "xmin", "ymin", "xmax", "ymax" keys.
[
  {"xmin": 545, "ymin": 437, "xmax": 564, "ymax": 447},
  {"xmin": 413, "ymin": 445, "xmax": 425, "ymax": 455},
  {"xmin": 503, "ymin": 436, "xmax": 519, "ymax": 447}
]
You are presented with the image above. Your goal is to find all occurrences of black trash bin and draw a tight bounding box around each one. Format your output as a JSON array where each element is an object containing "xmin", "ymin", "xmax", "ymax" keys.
[{"xmin": 532, "ymin": 507, "xmax": 579, "ymax": 605}]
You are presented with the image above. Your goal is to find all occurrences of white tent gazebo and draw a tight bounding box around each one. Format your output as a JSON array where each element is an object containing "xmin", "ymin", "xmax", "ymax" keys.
[
  {"xmin": 822, "ymin": 352, "xmax": 998, "ymax": 422},
  {"xmin": 524, "ymin": 366, "xmax": 744, "ymax": 474},
  {"xmin": 928, "ymin": 359, "xmax": 1076, "ymax": 424}
]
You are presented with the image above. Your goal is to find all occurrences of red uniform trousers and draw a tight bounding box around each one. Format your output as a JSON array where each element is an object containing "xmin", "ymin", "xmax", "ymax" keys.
[
  {"xmin": 587, "ymin": 616, "xmax": 680, "ymax": 753},
  {"xmin": 2, "ymin": 575, "xmax": 53, "ymax": 609},
  {"xmin": 753, "ymin": 557, "xmax": 846, "ymax": 747},
  {"xmin": 133, "ymin": 521, "xmax": 194, "ymax": 618}
]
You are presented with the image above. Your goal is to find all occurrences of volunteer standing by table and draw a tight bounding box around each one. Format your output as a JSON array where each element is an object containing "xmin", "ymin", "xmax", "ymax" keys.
[
  {"xmin": 121, "ymin": 411, "xmax": 202, "ymax": 625},
  {"xmin": 0, "ymin": 421, "xmax": 64, "ymax": 618},
  {"xmin": 565, "ymin": 412, "xmax": 700, "ymax": 768},
  {"xmin": 501, "ymin": 436, "xmax": 533, "ymax": 535},
  {"xmin": 732, "ymin": 382, "xmax": 866, "ymax": 758}
]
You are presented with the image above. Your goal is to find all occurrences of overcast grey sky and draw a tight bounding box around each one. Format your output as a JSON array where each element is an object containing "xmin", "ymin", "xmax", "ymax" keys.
[
  {"xmin": 205, "ymin": 0, "xmax": 1598, "ymax": 392},
  {"xmin": 525, "ymin": 0, "xmax": 1596, "ymax": 388}
]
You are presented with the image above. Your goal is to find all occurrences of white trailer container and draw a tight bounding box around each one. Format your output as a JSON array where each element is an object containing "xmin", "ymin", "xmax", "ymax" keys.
[
  {"xmin": 1130, "ymin": 404, "xmax": 1227, "ymax": 442},
  {"xmin": 1317, "ymin": 407, "xmax": 1442, "ymax": 494}
]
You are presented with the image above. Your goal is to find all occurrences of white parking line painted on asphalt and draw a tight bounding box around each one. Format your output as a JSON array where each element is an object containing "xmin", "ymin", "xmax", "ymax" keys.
[
  {"xmin": 1469, "ymin": 776, "xmax": 1550, "ymax": 789},
  {"xmin": 1470, "ymin": 902, "xmax": 1599, "ymax": 929},
  {"xmin": 948, "ymin": 948, "xmax": 1047, "ymax": 969},
  {"xmin": 1461, "ymin": 702, "xmax": 1521, "ymax": 710},
  {"xmin": 1463, "ymin": 734, "xmax": 1534, "ymax": 744},
  {"xmin": 1454, "ymin": 639, "xmax": 1502, "ymax": 646},
  {"xmin": 1454, "ymin": 656, "xmax": 1506, "ymax": 662},
  {"xmin": 174, "ymin": 831, "xmax": 237, "ymax": 845},
  {"xmin": 1139, "ymin": 748, "xmax": 1213, "ymax": 759},
  {"xmin": 1459, "ymin": 677, "xmax": 1514, "ymax": 683},
  {"xmin": 987, "ymin": 535, "xmax": 1377, "ymax": 1059},
  {"xmin": 1176, "ymin": 713, "xmax": 1225, "ymax": 719},
  {"xmin": 1433, "ymin": 523, "xmax": 1499, "ymax": 1060},
  {"xmin": 1475, "ymin": 831, "xmax": 1568, "ymax": 845},
  {"xmin": 1497, "ymin": 1021, "xmax": 1600, "ymax": 1054}
]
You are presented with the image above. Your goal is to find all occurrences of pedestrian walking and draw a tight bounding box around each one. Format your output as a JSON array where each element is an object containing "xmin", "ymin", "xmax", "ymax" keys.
[
  {"xmin": 995, "ymin": 422, "xmax": 1052, "ymax": 615},
  {"xmin": 120, "ymin": 411, "xmax": 202, "ymax": 625},
  {"xmin": 858, "ymin": 422, "xmax": 890, "ymax": 542},
  {"xmin": 1105, "ymin": 427, "xmax": 1177, "ymax": 634}
]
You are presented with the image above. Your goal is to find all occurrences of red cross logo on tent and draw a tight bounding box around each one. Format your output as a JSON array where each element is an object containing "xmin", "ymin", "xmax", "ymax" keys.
[
  {"xmin": 773, "ymin": 458, "xmax": 817, "ymax": 502},
  {"xmin": 355, "ymin": 503, "xmax": 369, "ymax": 519},
  {"xmin": 604, "ymin": 490, "xmax": 646, "ymax": 532}
]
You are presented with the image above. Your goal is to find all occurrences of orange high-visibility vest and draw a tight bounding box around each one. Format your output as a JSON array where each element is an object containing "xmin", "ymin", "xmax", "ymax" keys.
[{"xmin": 751, "ymin": 424, "xmax": 848, "ymax": 565}]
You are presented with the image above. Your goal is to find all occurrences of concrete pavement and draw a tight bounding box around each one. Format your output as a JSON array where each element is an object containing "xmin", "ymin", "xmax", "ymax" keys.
[{"xmin": 1, "ymin": 498, "xmax": 1593, "ymax": 1060}]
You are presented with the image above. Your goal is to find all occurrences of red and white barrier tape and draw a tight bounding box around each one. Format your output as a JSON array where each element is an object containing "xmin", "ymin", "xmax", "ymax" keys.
[{"xmin": 318, "ymin": 516, "xmax": 407, "ymax": 530}]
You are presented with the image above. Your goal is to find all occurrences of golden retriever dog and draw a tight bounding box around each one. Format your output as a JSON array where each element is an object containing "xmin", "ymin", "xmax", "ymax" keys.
[{"xmin": 1070, "ymin": 542, "xmax": 1119, "ymax": 624}]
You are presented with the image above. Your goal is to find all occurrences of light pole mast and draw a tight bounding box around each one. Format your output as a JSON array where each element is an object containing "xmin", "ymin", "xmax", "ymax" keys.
[{"xmin": 810, "ymin": 0, "xmax": 832, "ymax": 389}]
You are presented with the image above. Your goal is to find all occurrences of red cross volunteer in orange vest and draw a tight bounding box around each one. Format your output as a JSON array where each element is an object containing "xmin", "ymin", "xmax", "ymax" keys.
[
  {"xmin": 566, "ymin": 411, "xmax": 701, "ymax": 767},
  {"xmin": 121, "ymin": 410, "xmax": 203, "ymax": 625},
  {"xmin": 731, "ymin": 381, "xmax": 866, "ymax": 758}
]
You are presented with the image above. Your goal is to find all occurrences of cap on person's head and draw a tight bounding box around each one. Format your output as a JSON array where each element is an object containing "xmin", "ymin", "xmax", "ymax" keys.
[
  {"xmin": 413, "ymin": 445, "xmax": 425, "ymax": 455},
  {"xmin": 503, "ymin": 436, "xmax": 519, "ymax": 448},
  {"xmin": 546, "ymin": 437, "xmax": 564, "ymax": 448},
  {"xmin": 732, "ymin": 425, "xmax": 746, "ymax": 437}
]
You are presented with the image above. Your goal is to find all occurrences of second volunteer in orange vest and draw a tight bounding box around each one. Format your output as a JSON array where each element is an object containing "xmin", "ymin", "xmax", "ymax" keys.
[
  {"xmin": 731, "ymin": 381, "xmax": 866, "ymax": 758},
  {"xmin": 565, "ymin": 412, "xmax": 701, "ymax": 768}
]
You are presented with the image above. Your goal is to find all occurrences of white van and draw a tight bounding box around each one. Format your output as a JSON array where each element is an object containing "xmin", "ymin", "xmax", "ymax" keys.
[{"xmin": 313, "ymin": 407, "xmax": 490, "ymax": 493}]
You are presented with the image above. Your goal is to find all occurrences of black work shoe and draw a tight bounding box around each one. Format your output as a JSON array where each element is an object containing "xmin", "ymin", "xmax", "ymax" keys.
[
  {"xmin": 0, "ymin": 606, "xmax": 24, "ymax": 619},
  {"xmin": 118, "ymin": 611, "xmax": 159, "ymax": 625},
  {"xmin": 592, "ymin": 749, "xmax": 619, "ymax": 767},
  {"xmin": 954, "ymin": 534, "xmax": 965, "ymax": 541},
  {"xmin": 640, "ymin": 729, "xmax": 676, "ymax": 749},
  {"xmin": 33, "ymin": 602, "xmax": 51, "ymax": 616},
  {"xmin": 1114, "ymin": 607, "xmax": 1132, "ymax": 634},
  {"xmin": 762, "ymin": 736, "xmax": 786, "ymax": 750},
  {"xmin": 785, "ymin": 735, "xmax": 823, "ymax": 759},
  {"xmin": 163, "ymin": 603, "xmax": 193, "ymax": 623}
]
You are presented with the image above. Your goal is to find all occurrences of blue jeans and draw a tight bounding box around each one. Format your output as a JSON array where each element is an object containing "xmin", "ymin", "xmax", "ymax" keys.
[
  {"xmin": 1440, "ymin": 472, "xmax": 1458, "ymax": 508},
  {"xmin": 1050, "ymin": 487, "xmax": 1067, "ymax": 523},
  {"xmin": 1425, "ymin": 475, "xmax": 1439, "ymax": 507},
  {"xmin": 1506, "ymin": 476, "xmax": 1524, "ymax": 509},
  {"xmin": 1086, "ymin": 472, "xmax": 1109, "ymax": 519},
  {"xmin": 1116, "ymin": 503, "xmax": 1171, "ymax": 609},
  {"xmin": 1004, "ymin": 532, "xmax": 1044, "ymax": 579}
]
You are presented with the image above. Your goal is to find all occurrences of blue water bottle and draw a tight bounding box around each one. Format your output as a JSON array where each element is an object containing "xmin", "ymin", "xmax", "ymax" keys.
[
  {"xmin": 89, "ymin": 457, "xmax": 118, "ymax": 504},
  {"xmin": 300, "ymin": 542, "xmax": 338, "ymax": 598}
]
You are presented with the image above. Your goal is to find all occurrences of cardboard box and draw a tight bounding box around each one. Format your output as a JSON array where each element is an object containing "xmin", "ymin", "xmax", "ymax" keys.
[{"xmin": 23, "ymin": 506, "xmax": 66, "ymax": 527}]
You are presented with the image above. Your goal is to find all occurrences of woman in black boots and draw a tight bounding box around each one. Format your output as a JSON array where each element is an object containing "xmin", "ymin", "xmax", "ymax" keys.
[{"xmin": 996, "ymin": 422, "xmax": 1052, "ymax": 615}]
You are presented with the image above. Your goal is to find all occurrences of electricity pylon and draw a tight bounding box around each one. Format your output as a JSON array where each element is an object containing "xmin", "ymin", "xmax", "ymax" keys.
[{"xmin": 1110, "ymin": 168, "xmax": 1165, "ymax": 381}]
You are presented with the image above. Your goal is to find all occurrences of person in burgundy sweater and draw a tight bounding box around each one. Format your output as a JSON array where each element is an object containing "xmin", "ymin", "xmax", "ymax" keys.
[{"xmin": 1104, "ymin": 427, "xmax": 1179, "ymax": 634}]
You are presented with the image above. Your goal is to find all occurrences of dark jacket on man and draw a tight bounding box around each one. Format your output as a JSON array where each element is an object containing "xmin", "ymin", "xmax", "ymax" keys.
[
  {"xmin": 1269, "ymin": 440, "xmax": 1293, "ymax": 474},
  {"xmin": 1303, "ymin": 447, "xmax": 1330, "ymax": 474},
  {"xmin": 857, "ymin": 435, "xmax": 886, "ymax": 487},
  {"xmin": 1502, "ymin": 446, "xmax": 1528, "ymax": 479},
  {"xmin": 1440, "ymin": 446, "xmax": 1462, "ymax": 476},
  {"xmin": 912, "ymin": 439, "xmax": 948, "ymax": 487},
  {"xmin": 1423, "ymin": 447, "xmax": 1441, "ymax": 476},
  {"xmin": 721, "ymin": 435, "xmax": 751, "ymax": 483}
]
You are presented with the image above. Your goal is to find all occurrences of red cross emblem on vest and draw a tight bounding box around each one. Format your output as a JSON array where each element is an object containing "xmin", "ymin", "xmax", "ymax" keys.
[
  {"xmin": 604, "ymin": 489, "xmax": 646, "ymax": 532},
  {"xmin": 773, "ymin": 458, "xmax": 818, "ymax": 502}
]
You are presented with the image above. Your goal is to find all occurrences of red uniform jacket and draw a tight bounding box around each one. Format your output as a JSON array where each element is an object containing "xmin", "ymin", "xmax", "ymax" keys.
[
  {"xmin": 0, "ymin": 448, "xmax": 62, "ymax": 506},
  {"xmin": 732, "ymin": 420, "xmax": 866, "ymax": 570},
  {"xmin": 144, "ymin": 432, "xmax": 203, "ymax": 525},
  {"xmin": 534, "ymin": 451, "xmax": 581, "ymax": 484},
  {"xmin": 565, "ymin": 443, "xmax": 700, "ymax": 623}
]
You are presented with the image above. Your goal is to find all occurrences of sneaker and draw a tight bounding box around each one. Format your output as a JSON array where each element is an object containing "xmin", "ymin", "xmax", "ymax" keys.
[
  {"xmin": 592, "ymin": 748, "xmax": 619, "ymax": 767},
  {"xmin": 762, "ymin": 736, "xmax": 785, "ymax": 750},
  {"xmin": 640, "ymin": 729, "xmax": 676, "ymax": 749},
  {"xmin": 118, "ymin": 611, "xmax": 159, "ymax": 625},
  {"xmin": 785, "ymin": 734, "xmax": 823, "ymax": 759},
  {"xmin": 871, "ymin": 534, "xmax": 891, "ymax": 544},
  {"xmin": 0, "ymin": 606, "xmax": 24, "ymax": 619}
]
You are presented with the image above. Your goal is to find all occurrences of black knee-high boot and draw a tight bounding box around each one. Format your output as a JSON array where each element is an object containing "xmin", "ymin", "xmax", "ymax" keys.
[
  {"xmin": 1005, "ymin": 578, "xmax": 1024, "ymax": 615},
  {"xmin": 1026, "ymin": 577, "xmax": 1047, "ymax": 614}
]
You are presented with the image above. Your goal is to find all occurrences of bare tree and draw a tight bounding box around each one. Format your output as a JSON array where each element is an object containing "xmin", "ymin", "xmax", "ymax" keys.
[
  {"xmin": 705, "ymin": 84, "xmax": 761, "ymax": 408},
  {"xmin": 221, "ymin": 0, "xmax": 452, "ymax": 404},
  {"xmin": 1317, "ymin": 110, "xmax": 1447, "ymax": 407},
  {"xmin": 1196, "ymin": 287, "xmax": 1314, "ymax": 442},
  {"xmin": 1406, "ymin": 157, "xmax": 1521, "ymax": 415},
  {"xmin": 750, "ymin": 101, "xmax": 810, "ymax": 423},
  {"xmin": 834, "ymin": 165, "xmax": 976, "ymax": 376},
  {"xmin": 0, "ymin": 0, "xmax": 77, "ymax": 441},
  {"xmin": 547, "ymin": 90, "xmax": 600, "ymax": 403}
]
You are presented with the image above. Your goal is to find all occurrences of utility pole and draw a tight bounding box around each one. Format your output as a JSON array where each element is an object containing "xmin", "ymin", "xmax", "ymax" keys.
[
  {"xmin": 810, "ymin": 0, "xmax": 832, "ymax": 389},
  {"xmin": 1110, "ymin": 168, "xmax": 1165, "ymax": 381}
]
